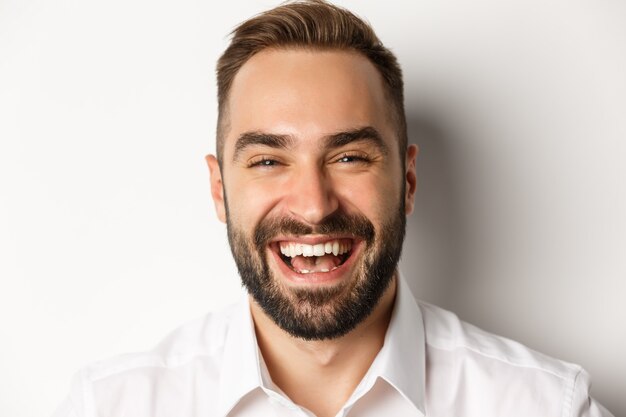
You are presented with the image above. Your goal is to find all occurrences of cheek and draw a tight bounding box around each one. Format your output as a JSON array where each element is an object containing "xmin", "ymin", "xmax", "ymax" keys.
[
  {"xmin": 335, "ymin": 171, "xmax": 402, "ymax": 221},
  {"xmin": 225, "ymin": 177, "xmax": 284, "ymax": 224}
]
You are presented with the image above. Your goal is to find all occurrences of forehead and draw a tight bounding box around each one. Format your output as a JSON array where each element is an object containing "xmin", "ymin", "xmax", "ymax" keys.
[{"xmin": 225, "ymin": 48, "xmax": 394, "ymax": 152}]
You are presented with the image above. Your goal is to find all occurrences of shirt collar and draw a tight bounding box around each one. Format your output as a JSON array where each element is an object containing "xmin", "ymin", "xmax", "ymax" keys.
[
  {"xmin": 374, "ymin": 273, "xmax": 427, "ymax": 414},
  {"xmin": 217, "ymin": 273, "xmax": 426, "ymax": 417},
  {"xmin": 217, "ymin": 291, "xmax": 264, "ymax": 417}
]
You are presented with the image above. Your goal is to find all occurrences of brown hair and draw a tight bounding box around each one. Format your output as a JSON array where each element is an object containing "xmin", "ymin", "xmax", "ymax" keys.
[{"xmin": 216, "ymin": 0, "xmax": 406, "ymax": 162}]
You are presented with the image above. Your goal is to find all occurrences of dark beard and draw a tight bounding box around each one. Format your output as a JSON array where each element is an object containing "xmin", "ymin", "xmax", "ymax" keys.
[{"xmin": 226, "ymin": 206, "xmax": 406, "ymax": 341}]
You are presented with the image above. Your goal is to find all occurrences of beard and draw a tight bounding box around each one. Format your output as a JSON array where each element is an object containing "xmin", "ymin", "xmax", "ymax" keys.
[{"xmin": 225, "ymin": 202, "xmax": 406, "ymax": 341}]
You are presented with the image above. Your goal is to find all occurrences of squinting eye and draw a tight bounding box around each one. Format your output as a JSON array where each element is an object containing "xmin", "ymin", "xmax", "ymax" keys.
[
  {"xmin": 336, "ymin": 154, "xmax": 370, "ymax": 164},
  {"xmin": 248, "ymin": 157, "xmax": 280, "ymax": 168}
]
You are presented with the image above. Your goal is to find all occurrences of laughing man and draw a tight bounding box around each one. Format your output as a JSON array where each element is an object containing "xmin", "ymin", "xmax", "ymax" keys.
[{"xmin": 54, "ymin": 1, "xmax": 614, "ymax": 416}]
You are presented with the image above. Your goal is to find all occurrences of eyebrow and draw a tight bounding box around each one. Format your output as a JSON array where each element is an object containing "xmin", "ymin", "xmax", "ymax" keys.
[
  {"xmin": 232, "ymin": 126, "xmax": 388, "ymax": 162},
  {"xmin": 323, "ymin": 127, "xmax": 388, "ymax": 155},
  {"xmin": 233, "ymin": 132, "xmax": 295, "ymax": 162}
]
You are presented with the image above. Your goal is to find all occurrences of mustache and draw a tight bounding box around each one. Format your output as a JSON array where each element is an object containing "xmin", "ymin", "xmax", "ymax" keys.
[{"xmin": 253, "ymin": 212, "xmax": 375, "ymax": 250}]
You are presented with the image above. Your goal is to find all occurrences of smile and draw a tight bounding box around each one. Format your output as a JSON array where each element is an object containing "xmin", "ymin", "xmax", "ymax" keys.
[{"xmin": 274, "ymin": 238, "xmax": 354, "ymax": 274}]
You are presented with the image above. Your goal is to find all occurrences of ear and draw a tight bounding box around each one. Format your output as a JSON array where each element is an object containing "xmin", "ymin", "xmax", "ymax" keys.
[
  {"xmin": 205, "ymin": 154, "xmax": 226, "ymax": 223},
  {"xmin": 404, "ymin": 144, "xmax": 419, "ymax": 215}
]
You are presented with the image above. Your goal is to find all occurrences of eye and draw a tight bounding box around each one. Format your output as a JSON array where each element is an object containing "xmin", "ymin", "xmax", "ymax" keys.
[
  {"xmin": 247, "ymin": 156, "xmax": 281, "ymax": 168},
  {"xmin": 334, "ymin": 153, "xmax": 371, "ymax": 164}
]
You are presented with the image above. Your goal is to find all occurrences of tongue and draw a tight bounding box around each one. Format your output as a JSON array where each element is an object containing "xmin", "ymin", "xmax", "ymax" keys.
[{"xmin": 291, "ymin": 254, "xmax": 342, "ymax": 273}]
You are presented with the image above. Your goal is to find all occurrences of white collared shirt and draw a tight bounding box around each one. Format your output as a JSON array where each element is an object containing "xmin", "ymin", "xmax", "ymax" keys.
[{"xmin": 53, "ymin": 275, "xmax": 614, "ymax": 417}]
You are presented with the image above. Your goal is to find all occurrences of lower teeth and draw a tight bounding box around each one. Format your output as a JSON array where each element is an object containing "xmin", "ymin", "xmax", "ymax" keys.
[
  {"xmin": 297, "ymin": 266, "xmax": 338, "ymax": 274},
  {"xmin": 280, "ymin": 250, "xmax": 350, "ymax": 274}
]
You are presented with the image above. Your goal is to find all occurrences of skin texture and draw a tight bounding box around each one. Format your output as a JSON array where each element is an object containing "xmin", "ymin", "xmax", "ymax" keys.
[{"xmin": 206, "ymin": 49, "xmax": 418, "ymax": 417}]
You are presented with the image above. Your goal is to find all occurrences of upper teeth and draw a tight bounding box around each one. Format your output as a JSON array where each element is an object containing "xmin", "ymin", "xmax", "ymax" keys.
[{"xmin": 279, "ymin": 240, "xmax": 352, "ymax": 258}]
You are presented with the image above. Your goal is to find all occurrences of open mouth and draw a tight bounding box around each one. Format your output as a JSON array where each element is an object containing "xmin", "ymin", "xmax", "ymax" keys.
[{"xmin": 273, "ymin": 238, "xmax": 355, "ymax": 275}]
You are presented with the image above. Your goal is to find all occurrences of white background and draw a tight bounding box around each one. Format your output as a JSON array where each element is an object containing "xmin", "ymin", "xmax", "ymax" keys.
[{"xmin": 1, "ymin": 0, "xmax": 624, "ymax": 416}]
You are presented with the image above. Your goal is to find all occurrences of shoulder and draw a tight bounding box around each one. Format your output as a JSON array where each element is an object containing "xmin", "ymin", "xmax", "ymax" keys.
[
  {"xmin": 56, "ymin": 302, "xmax": 242, "ymax": 417},
  {"xmin": 82, "ymin": 302, "xmax": 239, "ymax": 383},
  {"xmin": 417, "ymin": 300, "xmax": 591, "ymax": 416},
  {"xmin": 418, "ymin": 300, "xmax": 582, "ymax": 379}
]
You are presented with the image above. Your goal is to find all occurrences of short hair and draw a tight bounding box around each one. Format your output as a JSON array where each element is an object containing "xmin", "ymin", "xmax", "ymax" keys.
[{"xmin": 216, "ymin": 0, "xmax": 406, "ymax": 163}]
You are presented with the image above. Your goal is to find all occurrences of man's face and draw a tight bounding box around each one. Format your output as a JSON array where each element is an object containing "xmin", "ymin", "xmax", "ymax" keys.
[{"xmin": 208, "ymin": 49, "xmax": 417, "ymax": 340}]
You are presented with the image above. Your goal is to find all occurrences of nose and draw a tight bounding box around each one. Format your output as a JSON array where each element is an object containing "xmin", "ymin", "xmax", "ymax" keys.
[{"xmin": 285, "ymin": 163, "xmax": 339, "ymax": 225}]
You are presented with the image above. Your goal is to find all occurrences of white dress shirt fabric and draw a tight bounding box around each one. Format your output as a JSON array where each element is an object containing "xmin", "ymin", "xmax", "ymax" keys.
[{"xmin": 53, "ymin": 275, "xmax": 614, "ymax": 417}]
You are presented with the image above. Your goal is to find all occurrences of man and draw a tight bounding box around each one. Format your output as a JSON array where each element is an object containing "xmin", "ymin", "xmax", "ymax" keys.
[{"xmin": 54, "ymin": 1, "xmax": 614, "ymax": 416}]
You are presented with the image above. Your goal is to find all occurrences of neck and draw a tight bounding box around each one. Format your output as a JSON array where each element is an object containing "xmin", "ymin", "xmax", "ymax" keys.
[{"xmin": 250, "ymin": 274, "xmax": 398, "ymax": 417}]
